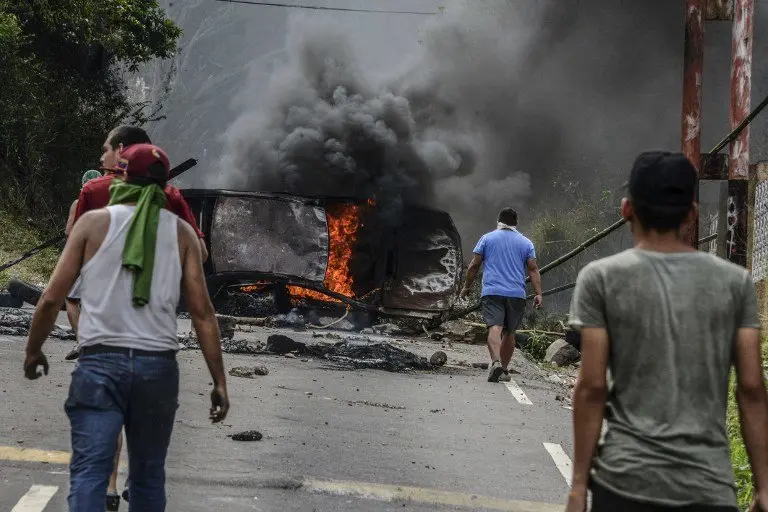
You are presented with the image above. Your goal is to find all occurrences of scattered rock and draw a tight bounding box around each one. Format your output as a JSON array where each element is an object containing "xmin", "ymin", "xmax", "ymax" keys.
[
  {"xmin": 230, "ymin": 430, "xmax": 263, "ymax": 442},
  {"xmin": 228, "ymin": 366, "xmax": 269, "ymax": 378},
  {"xmin": 430, "ymin": 332, "xmax": 444, "ymax": 341},
  {"xmin": 471, "ymin": 362, "xmax": 489, "ymax": 370},
  {"xmin": 360, "ymin": 328, "xmax": 375, "ymax": 335},
  {"xmin": 429, "ymin": 351, "xmax": 448, "ymax": 367},
  {"xmin": 462, "ymin": 325, "xmax": 487, "ymax": 345},
  {"xmin": 545, "ymin": 339, "xmax": 581, "ymax": 367},
  {"xmin": 284, "ymin": 353, "xmax": 296, "ymax": 359},
  {"xmin": 546, "ymin": 374, "xmax": 565, "ymax": 385},
  {"xmin": 266, "ymin": 334, "xmax": 306, "ymax": 354},
  {"xmin": 371, "ymin": 323, "xmax": 402, "ymax": 335},
  {"xmin": 216, "ymin": 315, "xmax": 237, "ymax": 340}
]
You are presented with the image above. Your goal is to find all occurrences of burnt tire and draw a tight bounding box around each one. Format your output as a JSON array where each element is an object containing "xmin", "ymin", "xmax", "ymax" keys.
[{"xmin": 7, "ymin": 277, "xmax": 42, "ymax": 306}]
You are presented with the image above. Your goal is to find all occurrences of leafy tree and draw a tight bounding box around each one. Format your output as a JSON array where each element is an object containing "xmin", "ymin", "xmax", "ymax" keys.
[{"xmin": 0, "ymin": 0, "xmax": 180, "ymax": 230}]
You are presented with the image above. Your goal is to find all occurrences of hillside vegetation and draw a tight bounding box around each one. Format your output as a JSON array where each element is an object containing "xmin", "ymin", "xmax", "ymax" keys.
[
  {"xmin": 0, "ymin": 211, "xmax": 60, "ymax": 288},
  {"xmin": 0, "ymin": 0, "xmax": 180, "ymax": 229}
]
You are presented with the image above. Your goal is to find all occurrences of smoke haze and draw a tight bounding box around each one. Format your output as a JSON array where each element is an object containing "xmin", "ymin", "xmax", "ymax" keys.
[{"xmin": 218, "ymin": 0, "xmax": 695, "ymax": 246}]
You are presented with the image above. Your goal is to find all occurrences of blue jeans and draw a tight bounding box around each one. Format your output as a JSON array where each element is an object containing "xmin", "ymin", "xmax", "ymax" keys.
[{"xmin": 65, "ymin": 350, "xmax": 179, "ymax": 512}]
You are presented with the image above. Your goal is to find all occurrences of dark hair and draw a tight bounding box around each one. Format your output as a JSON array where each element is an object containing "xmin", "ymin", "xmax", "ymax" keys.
[
  {"xmin": 630, "ymin": 198, "xmax": 691, "ymax": 233},
  {"xmin": 107, "ymin": 126, "xmax": 151, "ymax": 148},
  {"xmin": 497, "ymin": 207, "xmax": 518, "ymax": 226}
]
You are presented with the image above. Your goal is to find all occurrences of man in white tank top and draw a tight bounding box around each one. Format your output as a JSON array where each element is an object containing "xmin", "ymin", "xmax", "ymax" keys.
[{"xmin": 23, "ymin": 144, "xmax": 230, "ymax": 512}]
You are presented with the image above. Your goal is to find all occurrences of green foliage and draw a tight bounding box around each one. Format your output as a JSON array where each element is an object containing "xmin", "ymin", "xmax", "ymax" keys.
[
  {"xmin": 726, "ymin": 337, "xmax": 768, "ymax": 511},
  {"xmin": 0, "ymin": 210, "xmax": 60, "ymax": 287},
  {"xmin": 0, "ymin": 0, "xmax": 180, "ymax": 232}
]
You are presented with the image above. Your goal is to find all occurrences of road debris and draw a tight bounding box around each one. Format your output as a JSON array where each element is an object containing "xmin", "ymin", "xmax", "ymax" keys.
[
  {"xmin": 472, "ymin": 362, "xmax": 489, "ymax": 369},
  {"xmin": 266, "ymin": 334, "xmax": 307, "ymax": 354},
  {"xmin": 0, "ymin": 308, "xmax": 75, "ymax": 340},
  {"xmin": 545, "ymin": 339, "xmax": 581, "ymax": 367},
  {"xmin": 429, "ymin": 351, "xmax": 448, "ymax": 367},
  {"xmin": 230, "ymin": 430, "xmax": 263, "ymax": 442},
  {"xmin": 322, "ymin": 338, "xmax": 431, "ymax": 372},
  {"xmin": 229, "ymin": 365, "xmax": 269, "ymax": 378}
]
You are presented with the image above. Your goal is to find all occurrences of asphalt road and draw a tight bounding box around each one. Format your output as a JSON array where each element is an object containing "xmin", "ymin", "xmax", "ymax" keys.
[{"xmin": 0, "ymin": 326, "xmax": 573, "ymax": 511}]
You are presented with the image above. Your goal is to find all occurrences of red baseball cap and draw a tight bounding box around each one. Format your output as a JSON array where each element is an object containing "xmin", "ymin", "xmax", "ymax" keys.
[{"xmin": 115, "ymin": 143, "xmax": 170, "ymax": 180}]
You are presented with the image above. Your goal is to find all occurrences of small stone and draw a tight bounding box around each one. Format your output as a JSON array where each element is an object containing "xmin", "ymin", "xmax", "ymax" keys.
[
  {"xmin": 266, "ymin": 334, "xmax": 306, "ymax": 354},
  {"xmin": 360, "ymin": 328, "xmax": 375, "ymax": 335},
  {"xmin": 284, "ymin": 353, "xmax": 296, "ymax": 359},
  {"xmin": 429, "ymin": 351, "xmax": 448, "ymax": 367},
  {"xmin": 253, "ymin": 365, "xmax": 269, "ymax": 376},
  {"xmin": 472, "ymin": 362, "xmax": 489, "ymax": 370},
  {"xmin": 216, "ymin": 315, "xmax": 237, "ymax": 340},
  {"xmin": 230, "ymin": 430, "xmax": 263, "ymax": 442},
  {"xmin": 430, "ymin": 332, "xmax": 444, "ymax": 341},
  {"xmin": 555, "ymin": 395, "xmax": 564, "ymax": 401}
]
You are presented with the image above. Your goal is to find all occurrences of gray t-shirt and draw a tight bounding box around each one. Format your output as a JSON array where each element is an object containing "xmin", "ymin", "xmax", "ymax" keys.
[{"xmin": 569, "ymin": 248, "xmax": 760, "ymax": 507}]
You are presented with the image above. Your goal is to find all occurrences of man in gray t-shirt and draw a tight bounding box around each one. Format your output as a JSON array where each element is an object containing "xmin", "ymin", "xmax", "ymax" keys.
[{"xmin": 566, "ymin": 152, "xmax": 768, "ymax": 512}]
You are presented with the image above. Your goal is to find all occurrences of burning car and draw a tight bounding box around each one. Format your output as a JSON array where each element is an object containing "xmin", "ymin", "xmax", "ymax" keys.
[{"xmin": 180, "ymin": 190, "xmax": 463, "ymax": 318}]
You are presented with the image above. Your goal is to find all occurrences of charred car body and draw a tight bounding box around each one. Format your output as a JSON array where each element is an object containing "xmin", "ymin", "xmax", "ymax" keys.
[{"xmin": 180, "ymin": 190, "xmax": 463, "ymax": 318}]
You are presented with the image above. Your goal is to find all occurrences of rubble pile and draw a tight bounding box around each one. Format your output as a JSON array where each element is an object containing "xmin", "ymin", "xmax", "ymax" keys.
[
  {"xmin": 320, "ymin": 338, "xmax": 432, "ymax": 372},
  {"xmin": 0, "ymin": 308, "xmax": 75, "ymax": 340},
  {"xmin": 545, "ymin": 339, "xmax": 581, "ymax": 367}
]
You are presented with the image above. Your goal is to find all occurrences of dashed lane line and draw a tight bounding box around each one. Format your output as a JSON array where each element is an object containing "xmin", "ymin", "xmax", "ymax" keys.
[
  {"xmin": 504, "ymin": 379, "xmax": 533, "ymax": 405},
  {"xmin": 0, "ymin": 446, "xmax": 70, "ymax": 465},
  {"xmin": 543, "ymin": 443, "xmax": 572, "ymax": 487},
  {"xmin": 303, "ymin": 478, "xmax": 562, "ymax": 512},
  {"xmin": 11, "ymin": 485, "xmax": 58, "ymax": 512}
]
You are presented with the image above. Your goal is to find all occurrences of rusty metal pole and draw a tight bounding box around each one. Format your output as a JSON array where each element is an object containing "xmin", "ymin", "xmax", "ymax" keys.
[
  {"xmin": 726, "ymin": 0, "xmax": 753, "ymax": 266},
  {"xmin": 729, "ymin": 0, "xmax": 754, "ymax": 178},
  {"xmin": 681, "ymin": 0, "xmax": 705, "ymax": 246}
]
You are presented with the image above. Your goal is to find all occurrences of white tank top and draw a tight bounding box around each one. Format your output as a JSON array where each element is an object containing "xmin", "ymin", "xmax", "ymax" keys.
[{"xmin": 78, "ymin": 205, "xmax": 182, "ymax": 351}]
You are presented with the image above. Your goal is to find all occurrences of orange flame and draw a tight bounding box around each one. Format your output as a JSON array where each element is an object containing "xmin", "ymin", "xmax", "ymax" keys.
[
  {"xmin": 287, "ymin": 203, "xmax": 362, "ymax": 303},
  {"xmin": 240, "ymin": 281, "xmax": 270, "ymax": 293}
]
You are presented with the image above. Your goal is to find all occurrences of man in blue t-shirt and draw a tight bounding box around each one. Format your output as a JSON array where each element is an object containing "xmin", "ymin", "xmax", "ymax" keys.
[{"xmin": 461, "ymin": 208, "xmax": 543, "ymax": 382}]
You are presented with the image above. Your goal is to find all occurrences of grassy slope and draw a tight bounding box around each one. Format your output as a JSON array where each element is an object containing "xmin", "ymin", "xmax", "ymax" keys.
[
  {"xmin": 728, "ymin": 338, "xmax": 768, "ymax": 510},
  {"xmin": 0, "ymin": 210, "xmax": 60, "ymax": 288}
]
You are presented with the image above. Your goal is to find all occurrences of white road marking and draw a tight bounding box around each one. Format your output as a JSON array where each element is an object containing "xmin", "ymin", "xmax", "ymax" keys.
[
  {"xmin": 543, "ymin": 443, "xmax": 572, "ymax": 487},
  {"xmin": 503, "ymin": 379, "xmax": 533, "ymax": 405},
  {"xmin": 11, "ymin": 485, "xmax": 58, "ymax": 512}
]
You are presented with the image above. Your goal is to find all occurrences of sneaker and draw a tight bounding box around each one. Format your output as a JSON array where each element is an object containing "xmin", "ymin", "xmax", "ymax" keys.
[
  {"xmin": 498, "ymin": 371, "xmax": 512, "ymax": 382},
  {"xmin": 106, "ymin": 493, "xmax": 120, "ymax": 511},
  {"xmin": 487, "ymin": 361, "xmax": 504, "ymax": 382},
  {"xmin": 64, "ymin": 348, "xmax": 80, "ymax": 361}
]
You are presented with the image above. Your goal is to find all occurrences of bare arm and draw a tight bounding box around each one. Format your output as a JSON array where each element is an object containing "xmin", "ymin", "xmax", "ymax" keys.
[
  {"xmin": 199, "ymin": 238, "xmax": 209, "ymax": 263},
  {"xmin": 734, "ymin": 327, "xmax": 768, "ymax": 500},
  {"xmin": 570, "ymin": 327, "xmax": 609, "ymax": 497},
  {"xmin": 527, "ymin": 258, "xmax": 543, "ymax": 307},
  {"xmin": 65, "ymin": 200, "xmax": 78, "ymax": 237},
  {"xmin": 180, "ymin": 221, "xmax": 229, "ymax": 422},
  {"xmin": 25, "ymin": 218, "xmax": 88, "ymax": 378},
  {"xmin": 461, "ymin": 254, "xmax": 483, "ymax": 296}
]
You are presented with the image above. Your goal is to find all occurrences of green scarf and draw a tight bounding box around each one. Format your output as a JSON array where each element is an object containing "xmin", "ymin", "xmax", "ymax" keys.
[{"xmin": 108, "ymin": 179, "xmax": 167, "ymax": 307}]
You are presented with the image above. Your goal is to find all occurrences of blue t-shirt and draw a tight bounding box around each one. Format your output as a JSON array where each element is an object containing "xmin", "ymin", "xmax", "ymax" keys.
[{"xmin": 473, "ymin": 229, "xmax": 536, "ymax": 298}]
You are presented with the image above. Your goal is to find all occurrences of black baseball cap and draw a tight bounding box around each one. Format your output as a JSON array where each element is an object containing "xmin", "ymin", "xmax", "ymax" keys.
[{"xmin": 625, "ymin": 151, "xmax": 697, "ymax": 213}]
